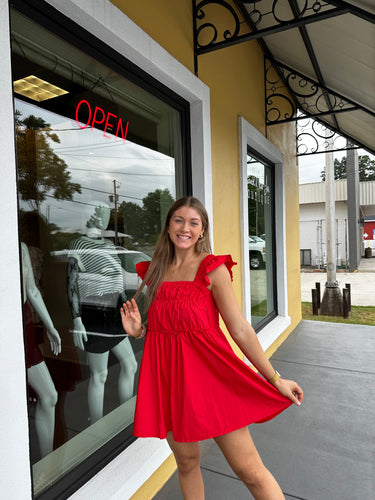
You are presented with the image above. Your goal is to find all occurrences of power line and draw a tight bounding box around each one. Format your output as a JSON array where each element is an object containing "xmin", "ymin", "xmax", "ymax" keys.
[{"xmin": 67, "ymin": 165, "xmax": 173, "ymax": 176}]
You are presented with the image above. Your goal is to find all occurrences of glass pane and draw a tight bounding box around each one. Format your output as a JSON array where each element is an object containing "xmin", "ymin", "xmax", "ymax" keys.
[
  {"xmin": 11, "ymin": 8, "xmax": 186, "ymax": 496},
  {"xmin": 247, "ymin": 153, "xmax": 275, "ymax": 328}
]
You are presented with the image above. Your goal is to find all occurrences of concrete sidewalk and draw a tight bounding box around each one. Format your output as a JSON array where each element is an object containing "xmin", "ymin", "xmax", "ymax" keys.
[
  {"xmin": 301, "ymin": 257, "xmax": 375, "ymax": 306},
  {"xmin": 153, "ymin": 320, "xmax": 375, "ymax": 500}
]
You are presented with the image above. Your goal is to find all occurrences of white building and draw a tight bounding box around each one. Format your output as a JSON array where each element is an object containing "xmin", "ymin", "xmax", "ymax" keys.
[{"xmin": 299, "ymin": 180, "xmax": 375, "ymax": 268}]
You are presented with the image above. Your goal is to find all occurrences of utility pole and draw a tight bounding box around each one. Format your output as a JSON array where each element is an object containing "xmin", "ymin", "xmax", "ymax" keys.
[
  {"xmin": 109, "ymin": 180, "xmax": 120, "ymax": 246},
  {"xmin": 347, "ymin": 144, "xmax": 360, "ymax": 271},
  {"xmin": 320, "ymin": 132, "xmax": 343, "ymax": 315}
]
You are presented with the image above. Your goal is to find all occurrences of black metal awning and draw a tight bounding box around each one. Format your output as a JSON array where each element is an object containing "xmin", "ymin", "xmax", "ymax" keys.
[{"xmin": 193, "ymin": 0, "xmax": 375, "ymax": 155}]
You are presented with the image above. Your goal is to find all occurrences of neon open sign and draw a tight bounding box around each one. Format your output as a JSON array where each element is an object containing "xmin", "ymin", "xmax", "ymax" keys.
[{"xmin": 75, "ymin": 100, "xmax": 129, "ymax": 142}]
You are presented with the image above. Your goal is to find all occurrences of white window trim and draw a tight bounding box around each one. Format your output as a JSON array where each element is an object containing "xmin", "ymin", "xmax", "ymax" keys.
[
  {"xmin": 0, "ymin": 1, "xmax": 32, "ymax": 498},
  {"xmin": 238, "ymin": 117, "xmax": 290, "ymax": 352},
  {"xmin": 2, "ymin": 0, "xmax": 212, "ymax": 498}
]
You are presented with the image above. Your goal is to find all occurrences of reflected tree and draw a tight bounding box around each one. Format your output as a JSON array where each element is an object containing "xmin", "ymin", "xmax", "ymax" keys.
[
  {"xmin": 16, "ymin": 111, "xmax": 81, "ymax": 211},
  {"xmin": 120, "ymin": 188, "xmax": 174, "ymax": 245},
  {"xmin": 120, "ymin": 201, "xmax": 144, "ymax": 241},
  {"xmin": 248, "ymin": 175, "xmax": 265, "ymax": 237},
  {"xmin": 142, "ymin": 189, "xmax": 174, "ymax": 243}
]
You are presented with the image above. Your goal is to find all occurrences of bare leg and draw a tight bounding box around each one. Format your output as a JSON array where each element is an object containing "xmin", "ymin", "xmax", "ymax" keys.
[
  {"xmin": 87, "ymin": 351, "xmax": 109, "ymax": 424},
  {"xmin": 214, "ymin": 426, "xmax": 285, "ymax": 500},
  {"xmin": 111, "ymin": 337, "xmax": 137, "ymax": 403},
  {"xmin": 27, "ymin": 361, "xmax": 58, "ymax": 458},
  {"xmin": 166, "ymin": 432, "xmax": 204, "ymax": 500}
]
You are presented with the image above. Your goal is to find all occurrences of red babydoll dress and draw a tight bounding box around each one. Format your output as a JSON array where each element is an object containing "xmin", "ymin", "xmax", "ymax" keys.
[{"xmin": 133, "ymin": 254, "xmax": 291, "ymax": 442}]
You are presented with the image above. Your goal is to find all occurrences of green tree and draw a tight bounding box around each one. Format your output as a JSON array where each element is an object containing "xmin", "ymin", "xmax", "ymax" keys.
[
  {"xmin": 320, "ymin": 155, "xmax": 375, "ymax": 182},
  {"xmin": 142, "ymin": 189, "xmax": 174, "ymax": 243},
  {"xmin": 121, "ymin": 201, "xmax": 145, "ymax": 240},
  {"xmin": 16, "ymin": 113, "xmax": 81, "ymax": 210},
  {"xmin": 118, "ymin": 189, "xmax": 175, "ymax": 246},
  {"xmin": 248, "ymin": 175, "xmax": 266, "ymax": 236}
]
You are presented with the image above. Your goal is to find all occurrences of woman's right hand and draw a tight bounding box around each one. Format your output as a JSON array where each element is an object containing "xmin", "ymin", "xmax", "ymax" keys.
[{"xmin": 120, "ymin": 299, "xmax": 142, "ymax": 338}]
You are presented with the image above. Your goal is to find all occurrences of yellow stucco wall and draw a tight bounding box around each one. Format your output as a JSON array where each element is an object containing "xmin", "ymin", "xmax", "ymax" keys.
[
  {"xmin": 197, "ymin": 41, "xmax": 265, "ymax": 357},
  {"xmin": 110, "ymin": 0, "xmax": 194, "ymax": 72},
  {"xmin": 111, "ymin": 1, "xmax": 301, "ymax": 497}
]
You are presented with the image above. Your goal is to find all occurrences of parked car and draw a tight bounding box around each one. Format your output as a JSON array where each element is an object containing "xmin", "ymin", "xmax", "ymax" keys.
[{"xmin": 249, "ymin": 236, "xmax": 266, "ymax": 269}]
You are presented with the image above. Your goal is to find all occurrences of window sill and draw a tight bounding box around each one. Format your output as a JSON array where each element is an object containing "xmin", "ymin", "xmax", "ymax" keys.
[{"xmin": 257, "ymin": 315, "xmax": 291, "ymax": 352}]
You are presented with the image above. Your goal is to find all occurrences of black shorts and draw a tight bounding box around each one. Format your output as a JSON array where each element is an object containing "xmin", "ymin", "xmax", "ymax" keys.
[{"xmin": 80, "ymin": 293, "xmax": 127, "ymax": 353}]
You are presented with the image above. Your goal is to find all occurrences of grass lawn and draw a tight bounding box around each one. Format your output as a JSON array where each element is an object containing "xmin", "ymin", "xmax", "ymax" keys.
[{"xmin": 302, "ymin": 302, "xmax": 375, "ymax": 326}]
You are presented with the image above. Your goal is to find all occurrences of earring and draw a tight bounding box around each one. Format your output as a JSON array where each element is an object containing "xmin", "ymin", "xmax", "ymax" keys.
[{"xmin": 199, "ymin": 234, "xmax": 204, "ymax": 239}]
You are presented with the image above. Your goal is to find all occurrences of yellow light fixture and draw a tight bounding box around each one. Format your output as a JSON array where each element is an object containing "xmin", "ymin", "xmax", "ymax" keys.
[{"xmin": 13, "ymin": 75, "xmax": 68, "ymax": 102}]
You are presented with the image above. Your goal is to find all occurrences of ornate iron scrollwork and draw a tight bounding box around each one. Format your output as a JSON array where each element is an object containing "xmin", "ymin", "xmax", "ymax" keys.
[
  {"xmin": 265, "ymin": 59, "xmax": 296, "ymax": 123},
  {"xmin": 242, "ymin": 0, "xmax": 334, "ymax": 27},
  {"xmin": 265, "ymin": 59, "xmax": 358, "ymax": 125},
  {"xmin": 297, "ymin": 115, "xmax": 358, "ymax": 156},
  {"xmin": 265, "ymin": 58, "xmax": 361, "ymax": 155},
  {"xmin": 193, "ymin": 0, "xmax": 337, "ymax": 55},
  {"xmin": 281, "ymin": 65, "xmax": 356, "ymax": 117},
  {"xmin": 195, "ymin": 0, "xmax": 242, "ymax": 49}
]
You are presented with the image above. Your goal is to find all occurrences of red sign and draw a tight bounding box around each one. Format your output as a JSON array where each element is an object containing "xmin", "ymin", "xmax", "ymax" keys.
[
  {"xmin": 363, "ymin": 221, "xmax": 375, "ymax": 240},
  {"xmin": 75, "ymin": 100, "xmax": 129, "ymax": 142}
]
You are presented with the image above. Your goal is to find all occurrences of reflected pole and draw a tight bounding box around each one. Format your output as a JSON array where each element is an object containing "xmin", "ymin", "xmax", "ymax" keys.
[{"xmin": 112, "ymin": 180, "xmax": 119, "ymax": 246}]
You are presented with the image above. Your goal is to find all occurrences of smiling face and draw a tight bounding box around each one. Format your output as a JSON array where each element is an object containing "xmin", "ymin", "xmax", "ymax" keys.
[{"xmin": 168, "ymin": 206, "xmax": 204, "ymax": 251}]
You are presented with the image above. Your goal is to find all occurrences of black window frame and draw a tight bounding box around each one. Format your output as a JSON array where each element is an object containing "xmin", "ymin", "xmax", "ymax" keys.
[
  {"xmin": 10, "ymin": 0, "xmax": 192, "ymax": 497},
  {"xmin": 247, "ymin": 146, "xmax": 278, "ymax": 332}
]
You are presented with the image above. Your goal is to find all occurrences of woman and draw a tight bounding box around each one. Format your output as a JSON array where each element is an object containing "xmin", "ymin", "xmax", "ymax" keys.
[{"xmin": 121, "ymin": 196, "xmax": 303, "ymax": 500}]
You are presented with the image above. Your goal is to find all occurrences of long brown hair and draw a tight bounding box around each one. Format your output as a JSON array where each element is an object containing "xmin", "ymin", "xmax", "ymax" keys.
[{"xmin": 135, "ymin": 196, "xmax": 212, "ymax": 310}]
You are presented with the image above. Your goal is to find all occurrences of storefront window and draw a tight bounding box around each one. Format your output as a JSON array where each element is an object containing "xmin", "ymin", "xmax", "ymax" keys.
[
  {"xmin": 247, "ymin": 150, "xmax": 276, "ymax": 329},
  {"xmin": 11, "ymin": 4, "xmax": 190, "ymax": 497}
]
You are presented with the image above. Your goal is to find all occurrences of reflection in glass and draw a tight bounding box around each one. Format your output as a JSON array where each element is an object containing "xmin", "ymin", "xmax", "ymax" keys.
[
  {"xmin": 11, "ymin": 6, "xmax": 186, "ymax": 495},
  {"xmin": 67, "ymin": 202, "xmax": 137, "ymax": 425},
  {"xmin": 247, "ymin": 152, "xmax": 276, "ymax": 328},
  {"xmin": 21, "ymin": 241, "xmax": 61, "ymax": 459}
]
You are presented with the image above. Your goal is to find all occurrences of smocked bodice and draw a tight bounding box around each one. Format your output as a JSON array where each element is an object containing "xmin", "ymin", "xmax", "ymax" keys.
[
  {"xmin": 137, "ymin": 254, "xmax": 235, "ymax": 334},
  {"xmin": 149, "ymin": 281, "xmax": 219, "ymax": 333}
]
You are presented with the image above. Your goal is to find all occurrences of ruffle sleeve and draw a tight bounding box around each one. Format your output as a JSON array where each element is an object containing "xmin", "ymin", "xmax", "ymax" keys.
[
  {"xmin": 136, "ymin": 261, "xmax": 150, "ymax": 280},
  {"xmin": 201, "ymin": 254, "xmax": 237, "ymax": 286}
]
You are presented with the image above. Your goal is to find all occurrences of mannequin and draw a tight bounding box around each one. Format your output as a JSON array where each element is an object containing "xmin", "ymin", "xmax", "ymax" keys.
[
  {"xmin": 22, "ymin": 242, "xmax": 61, "ymax": 458},
  {"xmin": 67, "ymin": 202, "xmax": 137, "ymax": 424}
]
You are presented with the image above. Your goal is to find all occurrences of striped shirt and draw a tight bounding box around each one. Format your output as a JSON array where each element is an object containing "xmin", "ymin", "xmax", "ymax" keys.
[{"xmin": 68, "ymin": 236, "xmax": 124, "ymax": 301}]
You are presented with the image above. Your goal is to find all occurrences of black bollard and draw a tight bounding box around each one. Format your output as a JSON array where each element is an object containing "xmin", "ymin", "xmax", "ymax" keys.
[
  {"xmin": 343, "ymin": 288, "xmax": 349, "ymax": 318},
  {"xmin": 312, "ymin": 288, "xmax": 319, "ymax": 315},
  {"xmin": 345, "ymin": 283, "xmax": 351, "ymax": 311},
  {"xmin": 315, "ymin": 282, "xmax": 321, "ymax": 309}
]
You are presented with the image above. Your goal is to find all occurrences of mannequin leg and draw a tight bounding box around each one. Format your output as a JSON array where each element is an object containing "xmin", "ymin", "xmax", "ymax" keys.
[
  {"xmin": 111, "ymin": 337, "xmax": 138, "ymax": 403},
  {"xmin": 27, "ymin": 361, "xmax": 58, "ymax": 458},
  {"xmin": 86, "ymin": 351, "xmax": 109, "ymax": 424}
]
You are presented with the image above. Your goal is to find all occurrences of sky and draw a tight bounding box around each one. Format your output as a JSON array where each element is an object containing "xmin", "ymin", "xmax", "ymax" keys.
[{"xmin": 16, "ymin": 98, "xmax": 176, "ymax": 231}]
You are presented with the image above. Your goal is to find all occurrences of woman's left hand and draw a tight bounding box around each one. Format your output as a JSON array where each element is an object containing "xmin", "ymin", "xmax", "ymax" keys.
[{"xmin": 273, "ymin": 378, "xmax": 303, "ymax": 406}]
